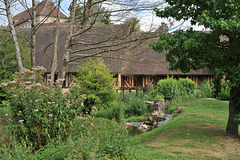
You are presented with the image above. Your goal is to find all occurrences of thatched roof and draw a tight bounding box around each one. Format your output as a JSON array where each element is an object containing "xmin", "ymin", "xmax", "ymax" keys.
[
  {"xmin": 13, "ymin": 0, "xmax": 68, "ymax": 27},
  {"xmin": 19, "ymin": 25, "xmax": 213, "ymax": 76}
]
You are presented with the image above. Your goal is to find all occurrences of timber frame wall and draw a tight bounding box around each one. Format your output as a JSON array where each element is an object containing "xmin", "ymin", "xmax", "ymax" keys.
[
  {"xmin": 43, "ymin": 72, "xmax": 213, "ymax": 88},
  {"xmin": 118, "ymin": 74, "xmax": 214, "ymax": 88}
]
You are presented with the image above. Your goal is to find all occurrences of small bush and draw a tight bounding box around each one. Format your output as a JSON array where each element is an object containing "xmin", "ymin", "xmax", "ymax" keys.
[
  {"xmin": 197, "ymin": 81, "xmax": 212, "ymax": 98},
  {"xmin": 217, "ymin": 81, "xmax": 230, "ymax": 101},
  {"xmin": 124, "ymin": 96, "xmax": 148, "ymax": 118},
  {"xmin": 177, "ymin": 78, "xmax": 196, "ymax": 95},
  {"xmin": 94, "ymin": 102, "xmax": 125, "ymax": 122},
  {"xmin": 1, "ymin": 67, "xmax": 83, "ymax": 150},
  {"xmin": 73, "ymin": 57, "xmax": 118, "ymax": 112},
  {"xmin": 69, "ymin": 118, "xmax": 136, "ymax": 159}
]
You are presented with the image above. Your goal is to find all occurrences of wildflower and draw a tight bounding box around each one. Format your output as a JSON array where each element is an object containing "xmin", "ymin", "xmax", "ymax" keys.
[
  {"xmin": 34, "ymin": 109, "xmax": 39, "ymax": 112},
  {"xmin": 12, "ymin": 94, "xmax": 18, "ymax": 97},
  {"xmin": 90, "ymin": 123, "xmax": 93, "ymax": 126},
  {"xmin": 25, "ymin": 81, "xmax": 32, "ymax": 84},
  {"xmin": 0, "ymin": 82, "xmax": 7, "ymax": 87},
  {"xmin": 25, "ymin": 86, "xmax": 31, "ymax": 90},
  {"xmin": 48, "ymin": 114, "xmax": 53, "ymax": 117},
  {"xmin": 66, "ymin": 106, "xmax": 70, "ymax": 108},
  {"xmin": 35, "ymin": 99, "xmax": 39, "ymax": 102},
  {"xmin": 35, "ymin": 83, "xmax": 42, "ymax": 86},
  {"xmin": 18, "ymin": 120, "xmax": 24, "ymax": 123},
  {"xmin": 18, "ymin": 111, "xmax": 22, "ymax": 113}
]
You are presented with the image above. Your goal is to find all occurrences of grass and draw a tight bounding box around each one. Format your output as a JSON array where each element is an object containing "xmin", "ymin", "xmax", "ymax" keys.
[{"xmin": 130, "ymin": 99, "xmax": 240, "ymax": 160}]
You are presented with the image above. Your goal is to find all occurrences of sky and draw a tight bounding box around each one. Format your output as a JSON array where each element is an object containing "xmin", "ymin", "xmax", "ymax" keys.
[{"xmin": 0, "ymin": 0, "xmax": 207, "ymax": 32}]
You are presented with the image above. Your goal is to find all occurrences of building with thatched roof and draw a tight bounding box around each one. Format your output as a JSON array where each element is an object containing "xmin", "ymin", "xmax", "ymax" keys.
[
  {"xmin": 19, "ymin": 22, "xmax": 213, "ymax": 89},
  {"xmin": 13, "ymin": 0, "xmax": 68, "ymax": 28}
]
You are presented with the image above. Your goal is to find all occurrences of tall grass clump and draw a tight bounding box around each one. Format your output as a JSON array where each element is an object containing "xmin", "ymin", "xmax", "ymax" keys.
[
  {"xmin": 198, "ymin": 81, "xmax": 212, "ymax": 98},
  {"xmin": 217, "ymin": 81, "xmax": 230, "ymax": 101}
]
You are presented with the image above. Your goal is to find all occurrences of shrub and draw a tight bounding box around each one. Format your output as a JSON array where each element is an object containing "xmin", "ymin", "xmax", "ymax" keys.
[
  {"xmin": 94, "ymin": 102, "xmax": 125, "ymax": 123},
  {"xmin": 73, "ymin": 57, "xmax": 118, "ymax": 113},
  {"xmin": 177, "ymin": 78, "xmax": 196, "ymax": 95},
  {"xmin": 197, "ymin": 81, "xmax": 212, "ymax": 98},
  {"xmin": 155, "ymin": 76, "xmax": 178, "ymax": 100},
  {"xmin": 124, "ymin": 96, "xmax": 148, "ymax": 118},
  {"xmin": 0, "ymin": 67, "xmax": 83, "ymax": 150},
  {"xmin": 217, "ymin": 81, "xmax": 230, "ymax": 101},
  {"xmin": 69, "ymin": 118, "xmax": 136, "ymax": 159}
]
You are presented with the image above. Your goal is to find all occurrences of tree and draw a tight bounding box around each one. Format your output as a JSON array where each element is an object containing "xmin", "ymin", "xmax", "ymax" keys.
[
  {"xmin": 58, "ymin": 0, "xmax": 165, "ymax": 81},
  {"xmin": 69, "ymin": 0, "xmax": 111, "ymax": 25},
  {"xmin": 73, "ymin": 57, "xmax": 118, "ymax": 112},
  {"xmin": 124, "ymin": 17, "xmax": 141, "ymax": 32},
  {"xmin": 3, "ymin": 0, "xmax": 24, "ymax": 73},
  {"xmin": 0, "ymin": 25, "xmax": 30, "ymax": 103},
  {"xmin": 151, "ymin": 1, "xmax": 240, "ymax": 137},
  {"xmin": 50, "ymin": 0, "xmax": 61, "ymax": 86}
]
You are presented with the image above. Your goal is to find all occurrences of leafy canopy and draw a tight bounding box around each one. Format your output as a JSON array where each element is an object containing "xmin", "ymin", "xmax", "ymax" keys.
[{"xmin": 151, "ymin": 0, "xmax": 240, "ymax": 88}]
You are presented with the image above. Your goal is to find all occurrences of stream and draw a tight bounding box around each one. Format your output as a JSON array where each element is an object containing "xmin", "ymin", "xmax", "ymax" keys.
[{"xmin": 126, "ymin": 114, "xmax": 173, "ymax": 136}]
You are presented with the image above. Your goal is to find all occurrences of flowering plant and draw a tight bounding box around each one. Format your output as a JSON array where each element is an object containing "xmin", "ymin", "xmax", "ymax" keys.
[{"xmin": 0, "ymin": 67, "xmax": 83, "ymax": 149}]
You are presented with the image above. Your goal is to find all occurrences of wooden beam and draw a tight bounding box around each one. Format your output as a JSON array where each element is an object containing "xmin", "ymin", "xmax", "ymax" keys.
[{"xmin": 118, "ymin": 73, "xmax": 122, "ymax": 88}]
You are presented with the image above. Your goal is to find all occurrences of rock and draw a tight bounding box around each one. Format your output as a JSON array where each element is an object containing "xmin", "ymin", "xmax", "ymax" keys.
[
  {"xmin": 174, "ymin": 106, "xmax": 184, "ymax": 114},
  {"xmin": 138, "ymin": 124, "xmax": 150, "ymax": 131}
]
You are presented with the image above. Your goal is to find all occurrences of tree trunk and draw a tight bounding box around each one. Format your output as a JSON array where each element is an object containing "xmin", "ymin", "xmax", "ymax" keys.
[
  {"xmin": 31, "ymin": 0, "xmax": 37, "ymax": 68},
  {"xmin": 226, "ymin": 87, "xmax": 240, "ymax": 137},
  {"xmin": 50, "ymin": 0, "xmax": 61, "ymax": 86},
  {"xmin": 58, "ymin": 0, "xmax": 76, "ymax": 81},
  {"xmin": 4, "ymin": 0, "xmax": 24, "ymax": 73}
]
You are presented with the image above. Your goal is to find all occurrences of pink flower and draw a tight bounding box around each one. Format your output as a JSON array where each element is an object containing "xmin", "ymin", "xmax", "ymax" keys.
[
  {"xmin": 35, "ymin": 83, "xmax": 42, "ymax": 86},
  {"xmin": 48, "ymin": 114, "xmax": 53, "ymax": 117},
  {"xmin": 25, "ymin": 81, "xmax": 32, "ymax": 84},
  {"xmin": 12, "ymin": 95, "xmax": 18, "ymax": 97},
  {"xmin": 34, "ymin": 109, "xmax": 38, "ymax": 112},
  {"xmin": 66, "ymin": 106, "xmax": 70, "ymax": 108}
]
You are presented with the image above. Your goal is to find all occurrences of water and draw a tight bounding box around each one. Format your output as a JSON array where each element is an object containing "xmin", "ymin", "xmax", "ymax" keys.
[{"xmin": 126, "ymin": 114, "xmax": 173, "ymax": 136}]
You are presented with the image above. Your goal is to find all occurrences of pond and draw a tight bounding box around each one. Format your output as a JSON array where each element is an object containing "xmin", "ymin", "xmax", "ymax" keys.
[{"xmin": 126, "ymin": 114, "xmax": 173, "ymax": 136}]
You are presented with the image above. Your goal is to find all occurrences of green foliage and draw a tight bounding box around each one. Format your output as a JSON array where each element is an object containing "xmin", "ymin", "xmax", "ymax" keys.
[
  {"xmin": 73, "ymin": 57, "xmax": 118, "ymax": 113},
  {"xmin": 0, "ymin": 118, "xmax": 138, "ymax": 159},
  {"xmin": 155, "ymin": 77, "xmax": 178, "ymax": 100},
  {"xmin": 124, "ymin": 96, "xmax": 148, "ymax": 118},
  {"xmin": 178, "ymin": 78, "xmax": 196, "ymax": 95},
  {"xmin": 95, "ymin": 102, "xmax": 125, "ymax": 123},
  {"xmin": 69, "ymin": 118, "xmax": 137, "ymax": 159},
  {"xmin": 0, "ymin": 25, "xmax": 31, "ymax": 104},
  {"xmin": 197, "ymin": 81, "xmax": 212, "ymax": 98},
  {"xmin": 217, "ymin": 81, "xmax": 230, "ymax": 101},
  {"xmin": 0, "ymin": 67, "xmax": 83, "ymax": 149},
  {"xmin": 124, "ymin": 17, "xmax": 141, "ymax": 32},
  {"xmin": 152, "ymin": 0, "xmax": 240, "ymax": 135}
]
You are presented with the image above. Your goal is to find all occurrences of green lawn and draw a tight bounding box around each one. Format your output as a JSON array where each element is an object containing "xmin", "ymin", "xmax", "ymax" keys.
[{"xmin": 130, "ymin": 99, "xmax": 240, "ymax": 160}]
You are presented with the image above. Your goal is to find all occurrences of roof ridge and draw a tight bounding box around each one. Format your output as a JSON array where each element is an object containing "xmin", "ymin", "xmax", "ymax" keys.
[{"xmin": 38, "ymin": 0, "xmax": 54, "ymax": 16}]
